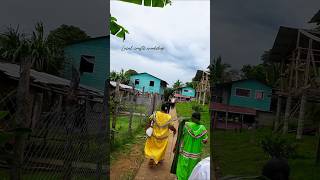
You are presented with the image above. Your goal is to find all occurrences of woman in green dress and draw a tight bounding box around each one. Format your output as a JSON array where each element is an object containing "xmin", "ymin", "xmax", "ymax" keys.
[{"xmin": 176, "ymin": 112, "xmax": 208, "ymax": 180}]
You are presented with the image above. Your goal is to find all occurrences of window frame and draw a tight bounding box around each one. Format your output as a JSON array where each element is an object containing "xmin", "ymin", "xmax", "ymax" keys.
[
  {"xmin": 149, "ymin": 80, "xmax": 155, "ymax": 87},
  {"xmin": 135, "ymin": 79, "xmax": 140, "ymax": 85},
  {"xmin": 235, "ymin": 87, "xmax": 251, "ymax": 97},
  {"xmin": 255, "ymin": 90, "xmax": 264, "ymax": 100}
]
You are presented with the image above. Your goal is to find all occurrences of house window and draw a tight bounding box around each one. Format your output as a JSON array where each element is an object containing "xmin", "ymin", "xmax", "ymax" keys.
[
  {"xmin": 235, "ymin": 88, "xmax": 251, "ymax": 97},
  {"xmin": 149, "ymin": 81, "xmax": 154, "ymax": 87},
  {"xmin": 184, "ymin": 90, "xmax": 189, "ymax": 92},
  {"xmin": 80, "ymin": 55, "xmax": 95, "ymax": 73},
  {"xmin": 255, "ymin": 91, "xmax": 264, "ymax": 100},
  {"xmin": 135, "ymin": 79, "xmax": 140, "ymax": 85}
]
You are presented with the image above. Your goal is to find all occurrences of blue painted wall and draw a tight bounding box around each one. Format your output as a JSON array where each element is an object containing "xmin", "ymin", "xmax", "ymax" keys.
[
  {"xmin": 228, "ymin": 80, "xmax": 272, "ymax": 111},
  {"xmin": 130, "ymin": 73, "xmax": 165, "ymax": 95},
  {"xmin": 179, "ymin": 87, "xmax": 196, "ymax": 97},
  {"xmin": 64, "ymin": 36, "xmax": 109, "ymax": 91}
]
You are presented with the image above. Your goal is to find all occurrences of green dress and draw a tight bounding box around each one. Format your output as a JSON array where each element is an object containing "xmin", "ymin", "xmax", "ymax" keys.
[
  {"xmin": 176, "ymin": 121, "xmax": 208, "ymax": 180},
  {"xmin": 170, "ymin": 119, "xmax": 187, "ymax": 174}
]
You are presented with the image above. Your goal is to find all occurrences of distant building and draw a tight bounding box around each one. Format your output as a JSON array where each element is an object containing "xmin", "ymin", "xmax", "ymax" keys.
[
  {"xmin": 63, "ymin": 36, "xmax": 109, "ymax": 91},
  {"xmin": 129, "ymin": 73, "xmax": 168, "ymax": 95},
  {"xmin": 174, "ymin": 86, "xmax": 196, "ymax": 102},
  {"xmin": 211, "ymin": 79, "xmax": 273, "ymax": 129}
]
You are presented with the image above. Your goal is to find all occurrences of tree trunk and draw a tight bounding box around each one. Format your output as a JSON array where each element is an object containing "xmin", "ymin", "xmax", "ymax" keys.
[
  {"xmin": 283, "ymin": 96, "xmax": 292, "ymax": 134},
  {"xmin": 297, "ymin": 94, "xmax": 307, "ymax": 139}
]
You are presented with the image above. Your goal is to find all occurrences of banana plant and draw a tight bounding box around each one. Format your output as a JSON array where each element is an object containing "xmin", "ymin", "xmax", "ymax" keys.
[{"xmin": 110, "ymin": 0, "xmax": 171, "ymax": 40}]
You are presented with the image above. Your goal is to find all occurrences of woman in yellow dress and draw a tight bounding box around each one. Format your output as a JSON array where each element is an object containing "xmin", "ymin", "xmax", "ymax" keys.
[{"xmin": 145, "ymin": 103, "xmax": 176, "ymax": 166}]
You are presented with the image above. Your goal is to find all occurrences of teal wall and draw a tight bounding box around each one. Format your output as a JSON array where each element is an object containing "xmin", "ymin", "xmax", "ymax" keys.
[
  {"xmin": 64, "ymin": 37, "xmax": 109, "ymax": 91},
  {"xmin": 229, "ymin": 80, "xmax": 272, "ymax": 111},
  {"xmin": 130, "ymin": 73, "xmax": 164, "ymax": 95},
  {"xmin": 180, "ymin": 87, "xmax": 196, "ymax": 97}
]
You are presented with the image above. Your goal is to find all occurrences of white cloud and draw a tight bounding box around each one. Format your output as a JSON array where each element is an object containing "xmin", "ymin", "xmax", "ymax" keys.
[{"xmin": 110, "ymin": 0, "xmax": 210, "ymax": 85}]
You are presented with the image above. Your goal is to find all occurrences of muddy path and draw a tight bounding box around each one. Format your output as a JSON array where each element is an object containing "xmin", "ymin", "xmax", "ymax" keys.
[{"xmin": 134, "ymin": 108, "xmax": 179, "ymax": 180}]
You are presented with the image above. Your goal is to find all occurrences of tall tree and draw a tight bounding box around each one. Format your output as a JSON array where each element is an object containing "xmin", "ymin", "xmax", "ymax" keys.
[
  {"xmin": 173, "ymin": 80, "xmax": 183, "ymax": 89},
  {"xmin": 0, "ymin": 23, "xmax": 66, "ymax": 75},
  {"xmin": 210, "ymin": 56, "xmax": 231, "ymax": 84},
  {"xmin": 109, "ymin": 69, "xmax": 130, "ymax": 85},
  {"xmin": 241, "ymin": 64, "xmax": 267, "ymax": 83},
  {"xmin": 47, "ymin": 24, "xmax": 90, "ymax": 48},
  {"xmin": 125, "ymin": 69, "xmax": 138, "ymax": 77},
  {"xmin": 0, "ymin": 26, "xmax": 25, "ymax": 63},
  {"xmin": 185, "ymin": 81, "xmax": 198, "ymax": 89}
]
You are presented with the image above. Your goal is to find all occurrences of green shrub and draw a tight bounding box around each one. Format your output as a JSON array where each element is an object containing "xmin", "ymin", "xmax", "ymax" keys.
[
  {"xmin": 261, "ymin": 134, "xmax": 297, "ymax": 159},
  {"xmin": 191, "ymin": 103, "xmax": 203, "ymax": 113}
]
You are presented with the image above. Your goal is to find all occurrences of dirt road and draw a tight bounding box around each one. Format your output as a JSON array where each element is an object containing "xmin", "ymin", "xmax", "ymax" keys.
[{"xmin": 134, "ymin": 108, "xmax": 179, "ymax": 180}]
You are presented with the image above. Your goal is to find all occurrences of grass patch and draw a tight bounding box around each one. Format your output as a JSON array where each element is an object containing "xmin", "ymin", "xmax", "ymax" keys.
[
  {"xmin": 175, "ymin": 102, "xmax": 210, "ymax": 158},
  {"xmin": 213, "ymin": 128, "xmax": 320, "ymax": 180}
]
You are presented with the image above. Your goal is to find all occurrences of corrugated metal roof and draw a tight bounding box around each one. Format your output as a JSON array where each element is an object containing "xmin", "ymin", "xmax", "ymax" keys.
[
  {"xmin": 0, "ymin": 61, "xmax": 103, "ymax": 96},
  {"xmin": 131, "ymin": 72, "xmax": 168, "ymax": 85},
  {"xmin": 109, "ymin": 81, "xmax": 133, "ymax": 90}
]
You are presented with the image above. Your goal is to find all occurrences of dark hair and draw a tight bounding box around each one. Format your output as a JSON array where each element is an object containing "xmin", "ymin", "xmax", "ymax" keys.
[
  {"xmin": 192, "ymin": 112, "xmax": 201, "ymax": 120},
  {"xmin": 161, "ymin": 103, "xmax": 168, "ymax": 112}
]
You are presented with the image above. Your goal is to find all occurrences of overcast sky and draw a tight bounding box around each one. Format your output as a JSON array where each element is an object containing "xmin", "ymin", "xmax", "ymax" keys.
[
  {"xmin": 0, "ymin": 0, "xmax": 107, "ymax": 37},
  {"xmin": 213, "ymin": 0, "xmax": 320, "ymax": 69},
  {"xmin": 110, "ymin": 1, "xmax": 210, "ymax": 86}
]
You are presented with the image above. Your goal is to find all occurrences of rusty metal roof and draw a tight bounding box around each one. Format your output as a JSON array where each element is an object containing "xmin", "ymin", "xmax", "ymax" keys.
[{"xmin": 0, "ymin": 61, "xmax": 103, "ymax": 96}]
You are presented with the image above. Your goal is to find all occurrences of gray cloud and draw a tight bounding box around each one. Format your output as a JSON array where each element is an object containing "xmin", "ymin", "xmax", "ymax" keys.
[
  {"xmin": 213, "ymin": 0, "xmax": 320, "ymax": 69},
  {"xmin": 0, "ymin": 0, "xmax": 107, "ymax": 36}
]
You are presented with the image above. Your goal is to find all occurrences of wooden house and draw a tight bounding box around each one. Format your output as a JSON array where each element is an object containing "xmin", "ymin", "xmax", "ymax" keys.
[
  {"xmin": 211, "ymin": 79, "xmax": 273, "ymax": 129},
  {"xmin": 63, "ymin": 36, "xmax": 109, "ymax": 91},
  {"xmin": 174, "ymin": 86, "xmax": 196, "ymax": 102},
  {"xmin": 129, "ymin": 73, "xmax": 168, "ymax": 96}
]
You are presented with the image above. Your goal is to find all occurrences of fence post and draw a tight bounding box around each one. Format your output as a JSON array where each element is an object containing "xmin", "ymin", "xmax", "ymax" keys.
[
  {"xmin": 11, "ymin": 57, "xmax": 32, "ymax": 180},
  {"xmin": 111, "ymin": 80, "xmax": 120, "ymax": 146},
  {"xmin": 63, "ymin": 66, "xmax": 80, "ymax": 180},
  {"xmin": 128, "ymin": 90, "xmax": 134, "ymax": 135}
]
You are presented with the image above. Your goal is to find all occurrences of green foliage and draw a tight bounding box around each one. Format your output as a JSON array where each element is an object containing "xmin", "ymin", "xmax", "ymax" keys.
[
  {"xmin": 110, "ymin": 16, "xmax": 129, "ymax": 41},
  {"xmin": 0, "ymin": 111, "xmax": 9, "ymax": 120},
  {"xmin": 120, "ymin": 0, "xmax": 171, "ymax": 8},
  {"xmin": 173, "ymin": 79, "xmax": 183, "ymax": 89},
  {"xmin": 191, "ymin": 103, "xmax": 203, "ymax": 113},
  {"xmin": 125, "ymin": 69, "xmax": 138, "ymax": 77},
  {"xmin": 111, "ymin": 0, "xmax": 171, "ymax": 40},
  {"xmin": 209, "ymin": 56, "xmax": 231, "ymax": 84},
  {"xmin": 185, "ymin": 81, "xmax": 198, "ymax": 89},
  {"xmin": 164, "ymin": 87, "xmax": 174, "ymax": 101},
  {"xmin": 109, "ymin": 69, "xmax": 130, "ymax": 85},
  {"xmin": 0, "ymin": 26, "xmax": 25, "ymax": 62},
  {"xmin": 47, "ymin": 24, "xmax": 90, "ymax": 48},
  {"xmin": 0, "ymin": 22, "xmax": 68, "ymax": 75},
  {"xmin": 261, "ymin": 134, "xmax": 297, "ymax": 159}
]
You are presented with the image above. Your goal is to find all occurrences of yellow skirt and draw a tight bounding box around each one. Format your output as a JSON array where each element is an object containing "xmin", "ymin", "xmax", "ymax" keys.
[{"xmin": 144, "ymin": 136, "xmax": 169, "ymax": 164}]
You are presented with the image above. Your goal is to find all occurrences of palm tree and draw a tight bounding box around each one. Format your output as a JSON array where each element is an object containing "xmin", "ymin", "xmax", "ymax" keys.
[
  {"xmin": 0, "ymin": 26, "xmax": 25, "ymax": 63},
  {"xmin": 29, "ymin": 22, "xmax": 53, "ymax": 71},
  {"xmin": 173, "ymin": 80, "xmax": 183, "ymax": 89},
  {"xmin": 109, "ymin": 69, "xmax": 130, "ymax": 85},
  {"xmin": 0, "ymin": 23, "xmax": 64, "ymax": 74},
  {"xmin": 210, "ymin": 56, "xmax": 231, "ymax": 84}
]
